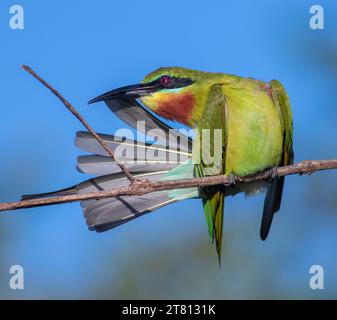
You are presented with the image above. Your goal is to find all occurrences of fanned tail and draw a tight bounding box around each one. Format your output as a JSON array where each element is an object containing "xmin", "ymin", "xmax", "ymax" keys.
[{"xmin": 22, "ymin": 132, "xmax": 196, "ymax": 232}]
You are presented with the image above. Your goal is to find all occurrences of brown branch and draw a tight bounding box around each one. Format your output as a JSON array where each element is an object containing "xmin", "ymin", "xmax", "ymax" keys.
[
  {"xmin": 10, "ymin": 66, "xmax": 337, "ymax": 215},
  {"xmin": 0, "ymin": 159, "xmax": 336, "ymax": 212},
  {"xmin": 21, "ymin": 65, "xmax": 135, "ymax": 183}
]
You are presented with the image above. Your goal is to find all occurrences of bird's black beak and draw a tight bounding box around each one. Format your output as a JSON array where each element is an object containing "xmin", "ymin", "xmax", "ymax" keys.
[{"xmin": 88, "ymin": 83, "xmax": 160, "ymax": 105}]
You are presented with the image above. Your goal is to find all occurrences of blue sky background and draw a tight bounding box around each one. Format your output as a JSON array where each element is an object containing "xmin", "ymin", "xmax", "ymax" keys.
[{"xmin": 1, "ymin": 0, "xmax": 337, "ymax": 299}]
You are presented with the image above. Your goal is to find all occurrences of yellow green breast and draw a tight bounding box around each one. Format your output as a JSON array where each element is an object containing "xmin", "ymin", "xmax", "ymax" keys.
[{"xmin": 224, "ymin": 82, "xmax": 283, "ymax": 176}]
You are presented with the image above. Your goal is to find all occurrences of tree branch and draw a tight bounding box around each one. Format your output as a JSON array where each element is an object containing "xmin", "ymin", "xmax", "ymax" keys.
[
  {"xmin": 7, "ymin": 66, "xmax": 336, "ymax": 215},
  {"xmin": 21, "ymin": 65, "xmax": 135, "ymax": 183},
  {"xmin": 0, "ymin": 159, "xmax": 336, "ymax": 212}
]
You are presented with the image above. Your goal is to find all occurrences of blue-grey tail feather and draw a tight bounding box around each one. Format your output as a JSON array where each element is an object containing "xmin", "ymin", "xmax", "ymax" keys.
[{"xmin": 260, "ymin": 176, "xmax": 285, "ymax": 240}]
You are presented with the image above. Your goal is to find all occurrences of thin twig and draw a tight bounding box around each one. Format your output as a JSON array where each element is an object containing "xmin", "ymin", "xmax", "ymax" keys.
[
  {"xmin": 21, "ymin": 65, "xmax": 135, "ymax": 183},
  {"xmin": 0, "ymin": 159, "xmax": 336, "ymax": 212}
]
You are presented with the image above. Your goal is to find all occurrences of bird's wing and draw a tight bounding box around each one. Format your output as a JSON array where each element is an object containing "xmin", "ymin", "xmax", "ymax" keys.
[
  {"xmin": 78, "ymin": 171, "xmax": 173, "ymax": 232},
  {"xmin": 77, "ymin": 155, "xmax": 179, "ymax": 175},
  {"xmin": 75, "ymin": 131, "xmax": 191, "ymax": 175},
  {"xmin": 105, "ymin": 98, "xmax": 192, "ymax": 153},
  {"xmin": 270, "ymin": 80, "xmax": 294, "ymax": 166},
  {"xmin": 260, "ymin": 80, "xmax": 294, "ymax": 240},
  {"xmin": 71, "ymin": 99, "xmax": 196, "ymax": 231},
  {"xmin": 23, "ymin": 165, "xmax": 197, "ymax": 232},
  {"xmin": 194, "ymin": 84, "xmax": 227, "ymax": 263}
]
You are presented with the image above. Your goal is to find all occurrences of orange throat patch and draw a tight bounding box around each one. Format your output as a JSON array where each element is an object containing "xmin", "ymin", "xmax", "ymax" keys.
[{"xmin": 155, "ymin": 92, "xmax": 196, "ymax": 126}]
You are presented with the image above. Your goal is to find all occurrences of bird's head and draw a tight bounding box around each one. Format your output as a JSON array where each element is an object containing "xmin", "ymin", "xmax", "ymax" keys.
[
  {"xmin": 139, "ymin": 67, "xmax": 205, "ymax": 126},
  {"xmin": 89, "ymin": 67, "xmax": 213, "ymax": 127}
]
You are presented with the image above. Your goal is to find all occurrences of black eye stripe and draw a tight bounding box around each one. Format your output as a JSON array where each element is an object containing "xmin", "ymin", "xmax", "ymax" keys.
[{"xmin": 149, "ymin": 76, "xmax": 194, "ymax": 89}]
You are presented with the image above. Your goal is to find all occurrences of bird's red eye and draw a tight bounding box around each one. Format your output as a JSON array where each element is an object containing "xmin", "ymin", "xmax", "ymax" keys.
[{"xmin": 160, "ymin": 75, "xmax": 172, "ymax": 86}]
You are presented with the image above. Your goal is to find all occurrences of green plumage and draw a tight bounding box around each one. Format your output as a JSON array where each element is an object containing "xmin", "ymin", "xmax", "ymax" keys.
[{"xmin": 194, "ymin": 84, "xmax": 227, "ymax": 263}]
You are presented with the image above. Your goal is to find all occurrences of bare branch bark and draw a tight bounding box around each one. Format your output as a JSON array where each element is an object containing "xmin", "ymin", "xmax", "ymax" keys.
[
  {"xmin": 21, "ymin": 65, "xmax": 135, "ymax": 183},
  {"xmin": 0, "ymin": 159, "xmax": 336, "ymax": 212}
]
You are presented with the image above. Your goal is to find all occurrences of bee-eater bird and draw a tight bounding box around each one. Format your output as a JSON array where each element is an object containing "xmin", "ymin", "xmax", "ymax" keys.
[{"xmin": 23, "ymin": 67, "xmax": 294, "ymax": 262}]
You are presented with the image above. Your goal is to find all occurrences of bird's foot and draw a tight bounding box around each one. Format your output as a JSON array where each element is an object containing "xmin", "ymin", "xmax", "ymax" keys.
[
  {"xmin": 226, "ymin": 173, "xmax": 237, "ymax": 186},
  {"xmin": 270, "ymin": 167, "xmax": 280, "ymax": 180}
]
